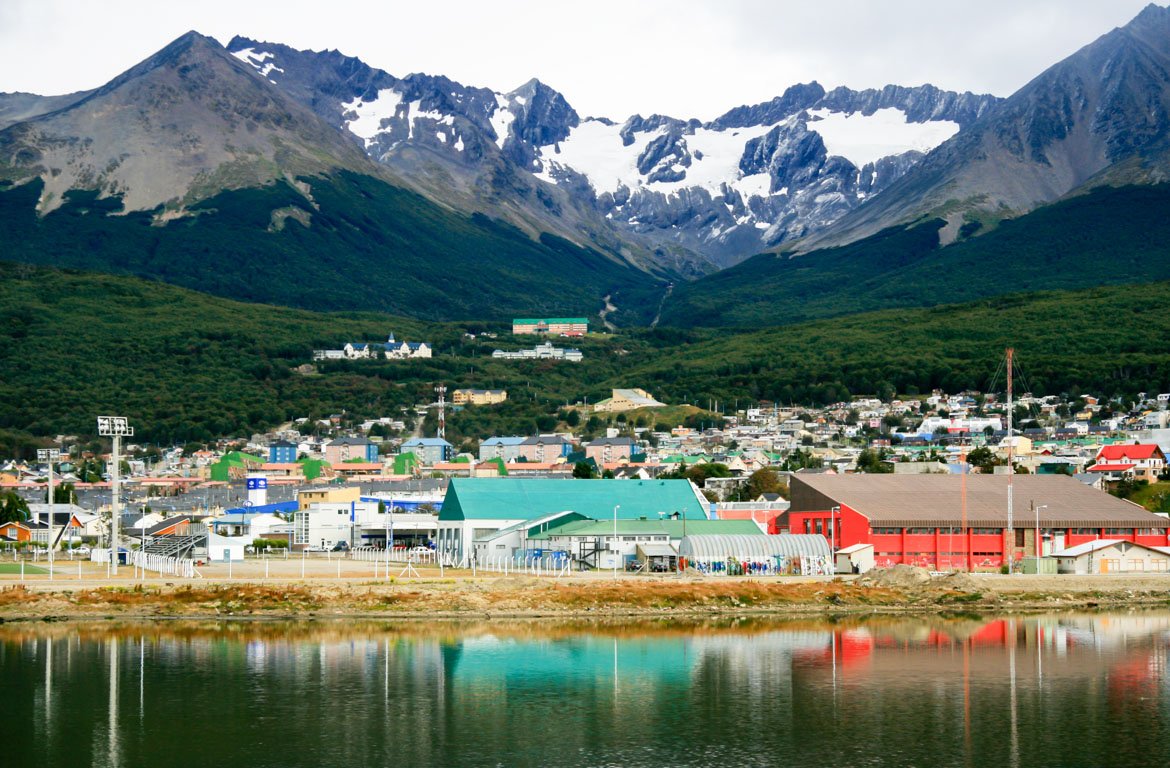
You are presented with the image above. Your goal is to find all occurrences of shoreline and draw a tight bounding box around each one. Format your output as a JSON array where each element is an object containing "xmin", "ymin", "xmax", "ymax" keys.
[{"xmin": 3, "ymin": 572, "xmax": 1169, "ymax": 623}]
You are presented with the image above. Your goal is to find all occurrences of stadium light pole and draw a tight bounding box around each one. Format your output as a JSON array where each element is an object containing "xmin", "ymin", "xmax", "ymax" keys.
[
  {"xmin": 97, "ymin": 417, "xmax": 134, "ymax": 575},
  {"xmin": 37, "ymin": 448, "xmax": 61, "ymax": 570},
  {"xmin": 612, "ymin": 504, "xmax": 620, "ymax": 579},
  {"xmin": 830, "ymin": 506, "xmax": 840, "ymax": 575}
]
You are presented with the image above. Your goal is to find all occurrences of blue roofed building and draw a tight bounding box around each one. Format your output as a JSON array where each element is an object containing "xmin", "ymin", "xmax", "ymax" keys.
[
  {"xmin": 478, "ymin": 436, "xmax": 526, "ymax": 463},
  {"xmin": 401, "ymin": 437, "xmax": 454, "ymax": 465}
]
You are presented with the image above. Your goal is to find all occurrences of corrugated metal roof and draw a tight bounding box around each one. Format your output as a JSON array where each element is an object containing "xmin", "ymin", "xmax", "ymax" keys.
[
  {"xmin": 528, "ymin": 519, "xmax": 762, "ymax": 539},
  {"xmin": 791, "ymin": 474, "xmax": 1170, "ymax": 529},
  {"xmin": 679, "ymin": 534, "xmax": 830, "ymax": 560},
  {"xmin": 440, "ymin": 478, "xmax": 707, "ymax": 521}
]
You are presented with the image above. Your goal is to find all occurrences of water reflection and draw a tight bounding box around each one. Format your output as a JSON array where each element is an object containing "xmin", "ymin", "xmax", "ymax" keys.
[{"xmin": 2, "ymin": 614, "xmax": 1170, "ymax": 767}]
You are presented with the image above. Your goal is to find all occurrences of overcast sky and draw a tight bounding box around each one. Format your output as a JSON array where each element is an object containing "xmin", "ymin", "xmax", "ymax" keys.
[{"xmin": 0, "ymin": 1, "xmax": 1158, "ymax": 119}]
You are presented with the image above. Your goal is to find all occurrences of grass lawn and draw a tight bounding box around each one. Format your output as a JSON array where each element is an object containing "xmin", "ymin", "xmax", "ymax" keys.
[
  {"xmin": 1128, "ymin": 481, "xmax": 1170, "ymax": 513},
  {"xmin": 0, "ymin": 562, "xmax": 48, "ymax": 574}
]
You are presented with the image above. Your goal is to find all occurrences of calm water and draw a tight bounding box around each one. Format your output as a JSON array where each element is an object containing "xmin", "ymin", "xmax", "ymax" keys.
[{"xmin": 3, "ymin": 613, "xmax": 1170, "ymax": 767}]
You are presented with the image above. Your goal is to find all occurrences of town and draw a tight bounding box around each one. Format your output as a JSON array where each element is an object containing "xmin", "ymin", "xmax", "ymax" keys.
[{"xmin": 4, "ymin": 373, "xmax": 1170, "ymax": 579}]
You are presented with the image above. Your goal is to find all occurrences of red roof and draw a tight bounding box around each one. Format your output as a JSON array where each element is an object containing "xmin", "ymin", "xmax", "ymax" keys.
[
  {"xmin": 1088, "ymin": 463, "xmax": 1137, "ymax": 472},
  {"xmin": 1097, "ymin": 444, "xmax": 1162, "ymax": 461}
]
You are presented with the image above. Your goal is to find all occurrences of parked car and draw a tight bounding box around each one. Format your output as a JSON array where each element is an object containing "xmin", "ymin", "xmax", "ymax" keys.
[{"xmin": 331, "ymin": 541, "xmax": 350, "ymax": 552}]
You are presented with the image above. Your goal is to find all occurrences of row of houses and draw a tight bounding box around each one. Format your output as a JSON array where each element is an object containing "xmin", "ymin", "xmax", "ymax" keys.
[{"xmin": 312, "ymin": 334, "xmax": 433, "ymax": 361}]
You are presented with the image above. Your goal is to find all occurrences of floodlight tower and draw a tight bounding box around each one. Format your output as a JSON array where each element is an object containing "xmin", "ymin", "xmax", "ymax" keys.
[
  {"xmin": 434, "ymin": 385, "xmax": 447, "ymax": 440},
  {"xmin": 97, "ymin": 416, "xmax": 134, "ymax": 575},
  {"xmin": 37, "ymin": 448, "xmax": 61, "ymax": 567}
]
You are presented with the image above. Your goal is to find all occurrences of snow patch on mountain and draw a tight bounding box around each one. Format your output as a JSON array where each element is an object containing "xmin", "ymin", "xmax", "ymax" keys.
[
  {"xmin": 806, "ymin": 108, "xmax": 959, "ymax": 167},
  {"xmin": 490, "ymin": 95, "xmax": 514, "ymax": 148},
  {"xmin": 231, "ymin": 47, "xmax": 284, "ymax": 79},
  {"xmin": 342, "ymin": 89, "xmax": 403, "ymax": 143}
]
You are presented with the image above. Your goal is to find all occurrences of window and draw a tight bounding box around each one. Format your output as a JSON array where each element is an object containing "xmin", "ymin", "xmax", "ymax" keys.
[
  {"xmin": 1073, "ymin": 528, "xmax": 1098, "ymax": 535},
  {"xmin": 872, "ymin": 527, "xmax": 900, "ymax": 536},
  {"xmin": 1015, "ymin": 529, "xmax": 1025, "ymax": 547},
  {"xmin": 972, "ymin": 528, "xmax": 1000, "ymax": 535},
  {"xmin": 907, "ymin": 528, "xmax": 934, "ymax": 535},
  {"xmin": 1105, "ymin": 528, "xmax": 1133, "ymax": 536},
  {"xmin": 939, "ymin": 527, "xmax": 962, "ymax": 535}
]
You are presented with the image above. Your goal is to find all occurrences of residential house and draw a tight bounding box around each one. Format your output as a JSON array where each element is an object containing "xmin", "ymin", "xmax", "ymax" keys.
[
  {"xmin": 453, "ymin": 389, "xmax": 508, "ymax": 406},
  {"xmin": 479, "ymin": 437, "xmax": 526, "ymax": 463},
  {"xmin": 518, "ymin": 434, "xmax": 574, "ymax": 463},
  {"xmin": 585, "ymin": 437, "xmax": 635, "ymax": 464},
  {"xmin": 400, "ymin": 438, "xmax": 454, "ymax": 465},
  {"xmin": 1089, "ymin": 443, "xmax": 1167, "ymax": 483},
  {"xmin": 325, "ymin": 436, "xmax": 379, "ymax": 464},
  {"xmin": 269, "ymin": 440, "xmax": 298, "ymax": 464}
]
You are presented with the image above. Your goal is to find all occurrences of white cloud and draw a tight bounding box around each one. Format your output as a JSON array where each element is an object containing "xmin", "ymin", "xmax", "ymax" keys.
[{"xmin": 0, "ymin": 0, "xmax": 1158, "ymax": 120}]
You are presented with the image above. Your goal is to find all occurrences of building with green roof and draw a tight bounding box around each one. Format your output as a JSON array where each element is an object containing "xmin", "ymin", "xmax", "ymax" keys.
[
  {"xmin": 511, "ymin": 318, "xmax": 588, "ymax": 335},
  {"xmin": 437, "ymin": 478, "xmax": 707, "ymax": 563}
]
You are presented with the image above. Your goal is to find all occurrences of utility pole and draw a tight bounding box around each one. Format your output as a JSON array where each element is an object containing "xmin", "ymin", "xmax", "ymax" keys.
[{"xmin": 98, "ymin": 416, "xmax": 134, "ymax": 575}]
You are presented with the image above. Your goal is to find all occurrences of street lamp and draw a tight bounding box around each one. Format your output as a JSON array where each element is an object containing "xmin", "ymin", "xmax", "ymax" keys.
[
  {"xmin": 830, "ymin": 506, "xmax": 840, "ymax": 575},
  {"xmin": 612, "ymin": 504, "xmax": 620, "ymax": 579},
  {"xmin": 37, "ymin": 448, "xmax": 60, "ymax": 570},
  {"xmin": 97, "ymin": 416, "xmax": 134, "ymax": 575},
  {"xmin": 1033, "ymin": 503, "xmax": 1048, "ymax": 559}
]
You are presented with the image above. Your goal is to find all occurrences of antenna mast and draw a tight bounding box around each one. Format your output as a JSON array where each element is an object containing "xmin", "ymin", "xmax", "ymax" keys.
[{"xmin": 1005, "ymin": 348, "xmax": 1014, "ymax": 574}]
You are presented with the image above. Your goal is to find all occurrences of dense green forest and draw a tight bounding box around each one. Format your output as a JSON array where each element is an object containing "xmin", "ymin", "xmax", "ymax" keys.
[
  {"xmin": 0, "ymin": 171, "xmax": 664, "ymax": 324},
  {"xmin": 661, "ymin": 184, "xmax": 1170, "ymax": 327},
  {"xmin": 3, "ymin": 263, "xmax": 1169, "ymax": 456}
]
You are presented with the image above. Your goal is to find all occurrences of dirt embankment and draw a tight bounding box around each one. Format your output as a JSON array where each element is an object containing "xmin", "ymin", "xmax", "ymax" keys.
[{"xmin": 3, "ymin": 568, "xmax": 1170, "ymax": 622}]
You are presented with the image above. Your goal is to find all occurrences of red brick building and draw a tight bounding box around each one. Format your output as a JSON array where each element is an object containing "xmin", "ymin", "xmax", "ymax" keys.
[{"xmin": 780, "ymin": 474, "xmax": 1170, "ymax": 571}]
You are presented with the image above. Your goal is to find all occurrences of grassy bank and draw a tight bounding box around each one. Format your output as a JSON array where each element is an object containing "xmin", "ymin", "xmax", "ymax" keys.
[{"xmin": 2, "ymin": 573, "xmax": 1169, "ymax": 622}]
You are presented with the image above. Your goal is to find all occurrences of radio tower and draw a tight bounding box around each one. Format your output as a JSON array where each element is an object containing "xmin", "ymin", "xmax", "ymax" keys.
[{"xmin": 435, "ymin": 385, "xmax": 447, "ymax": 440}]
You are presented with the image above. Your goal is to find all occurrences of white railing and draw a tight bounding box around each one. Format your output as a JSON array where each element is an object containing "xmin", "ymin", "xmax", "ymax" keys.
[
  {"xmin": 131, "ymin": 550, "xmax": 196, "ymax": 578},
  {"xmin": 476, "ymin": 552, "xmax": 572, "ymax": 577},
  {"xmin": 350, "ymin": 546, "xmax": 437, "ymax": 564}
]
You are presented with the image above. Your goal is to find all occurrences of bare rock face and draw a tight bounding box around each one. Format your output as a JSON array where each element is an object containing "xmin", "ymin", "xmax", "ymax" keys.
[
  {"xmin": 0, "ymin": 32, "xmax": 372, "ymax": 216},
  {"xmin": 806, "ymin": 3, "xmax": 1170, "ymax": 251}
]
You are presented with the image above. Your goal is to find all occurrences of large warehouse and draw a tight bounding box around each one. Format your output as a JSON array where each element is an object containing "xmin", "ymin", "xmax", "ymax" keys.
[{"xmin": 781, "ymin": 474, "xmax": 1170, "ymax": 571}]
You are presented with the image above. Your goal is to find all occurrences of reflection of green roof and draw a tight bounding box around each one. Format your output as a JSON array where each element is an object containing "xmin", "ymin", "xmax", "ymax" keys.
[
  {"xmin": 447, "ymin": 636, "xmax": 689, "ymax": 685},
  {"xmin": 440, "ymin": 478, "xmax": 707, "ymax": 521},
  {"xmin": 528, "ymin": 519, "xmax": 762, "ymax": 540}
]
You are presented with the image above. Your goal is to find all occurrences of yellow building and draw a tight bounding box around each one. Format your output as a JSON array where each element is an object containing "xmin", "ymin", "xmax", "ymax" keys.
[
  {"xmin": 593, "ymin": 388, "xmax": 666, "ymax": 413},
  {"xmin": 453, "ymin": 389, "xmax": 508, "ymax": 406},
  {"xmin": 297, "ymin": 485, "xmax": 362, "ymax": 510}
]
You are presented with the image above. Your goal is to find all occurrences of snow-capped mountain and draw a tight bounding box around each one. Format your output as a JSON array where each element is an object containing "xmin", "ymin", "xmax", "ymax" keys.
[{"xmin": 228, "ymin": 37, "xmax": 1000, "ymax": 266}]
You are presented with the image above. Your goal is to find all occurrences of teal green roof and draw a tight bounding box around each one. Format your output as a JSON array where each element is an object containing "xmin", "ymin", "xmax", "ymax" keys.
[
  {"xmin": 527, "ymin": 518, "xmax": 762, "ymax": 540},
  {"xmin": 513, "ymin": 318, "xmax": 588, "ymax": 325},
  {"xmin": 439, "ymin": 478, "xmax": 708, "ymax": 522}
]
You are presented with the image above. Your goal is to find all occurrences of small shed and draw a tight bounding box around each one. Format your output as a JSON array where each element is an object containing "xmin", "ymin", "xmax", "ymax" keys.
[
  {"xmin": 636, "ymin": 542, "xmax": 678, "ymax": 572},
  {"xmin": 1052, "ymin": 539, "xmax": 1170, "ymax": 575},
  {"xmin": 207, "ymin": 533, "xmax": 246, "ymax": 563},
  {"xmin": 835, "ymin": 543, "xmax": 875, "ymax": 574}
]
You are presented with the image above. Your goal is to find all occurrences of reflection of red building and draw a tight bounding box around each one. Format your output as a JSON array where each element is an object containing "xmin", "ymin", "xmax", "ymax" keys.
[{"xmin": 781, "ymin": 475, "xmax": 1170, "ymax": 571}]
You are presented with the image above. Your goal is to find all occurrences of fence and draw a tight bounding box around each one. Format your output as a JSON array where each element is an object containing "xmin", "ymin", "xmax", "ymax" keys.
[
  {"xmin": 476, "ymin": 551, "xmax": 572, "ymax": 577},
  {"xmin": 351, "ymin": 546, "xmax": 439, "ymax": 565},
  {"xmin": 131, "ymin": 550, "xmax": 197, "ymax": 578},
  {"xmin": 690, "ymin": 554, "xmax": 834, "ymax": 577}
]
